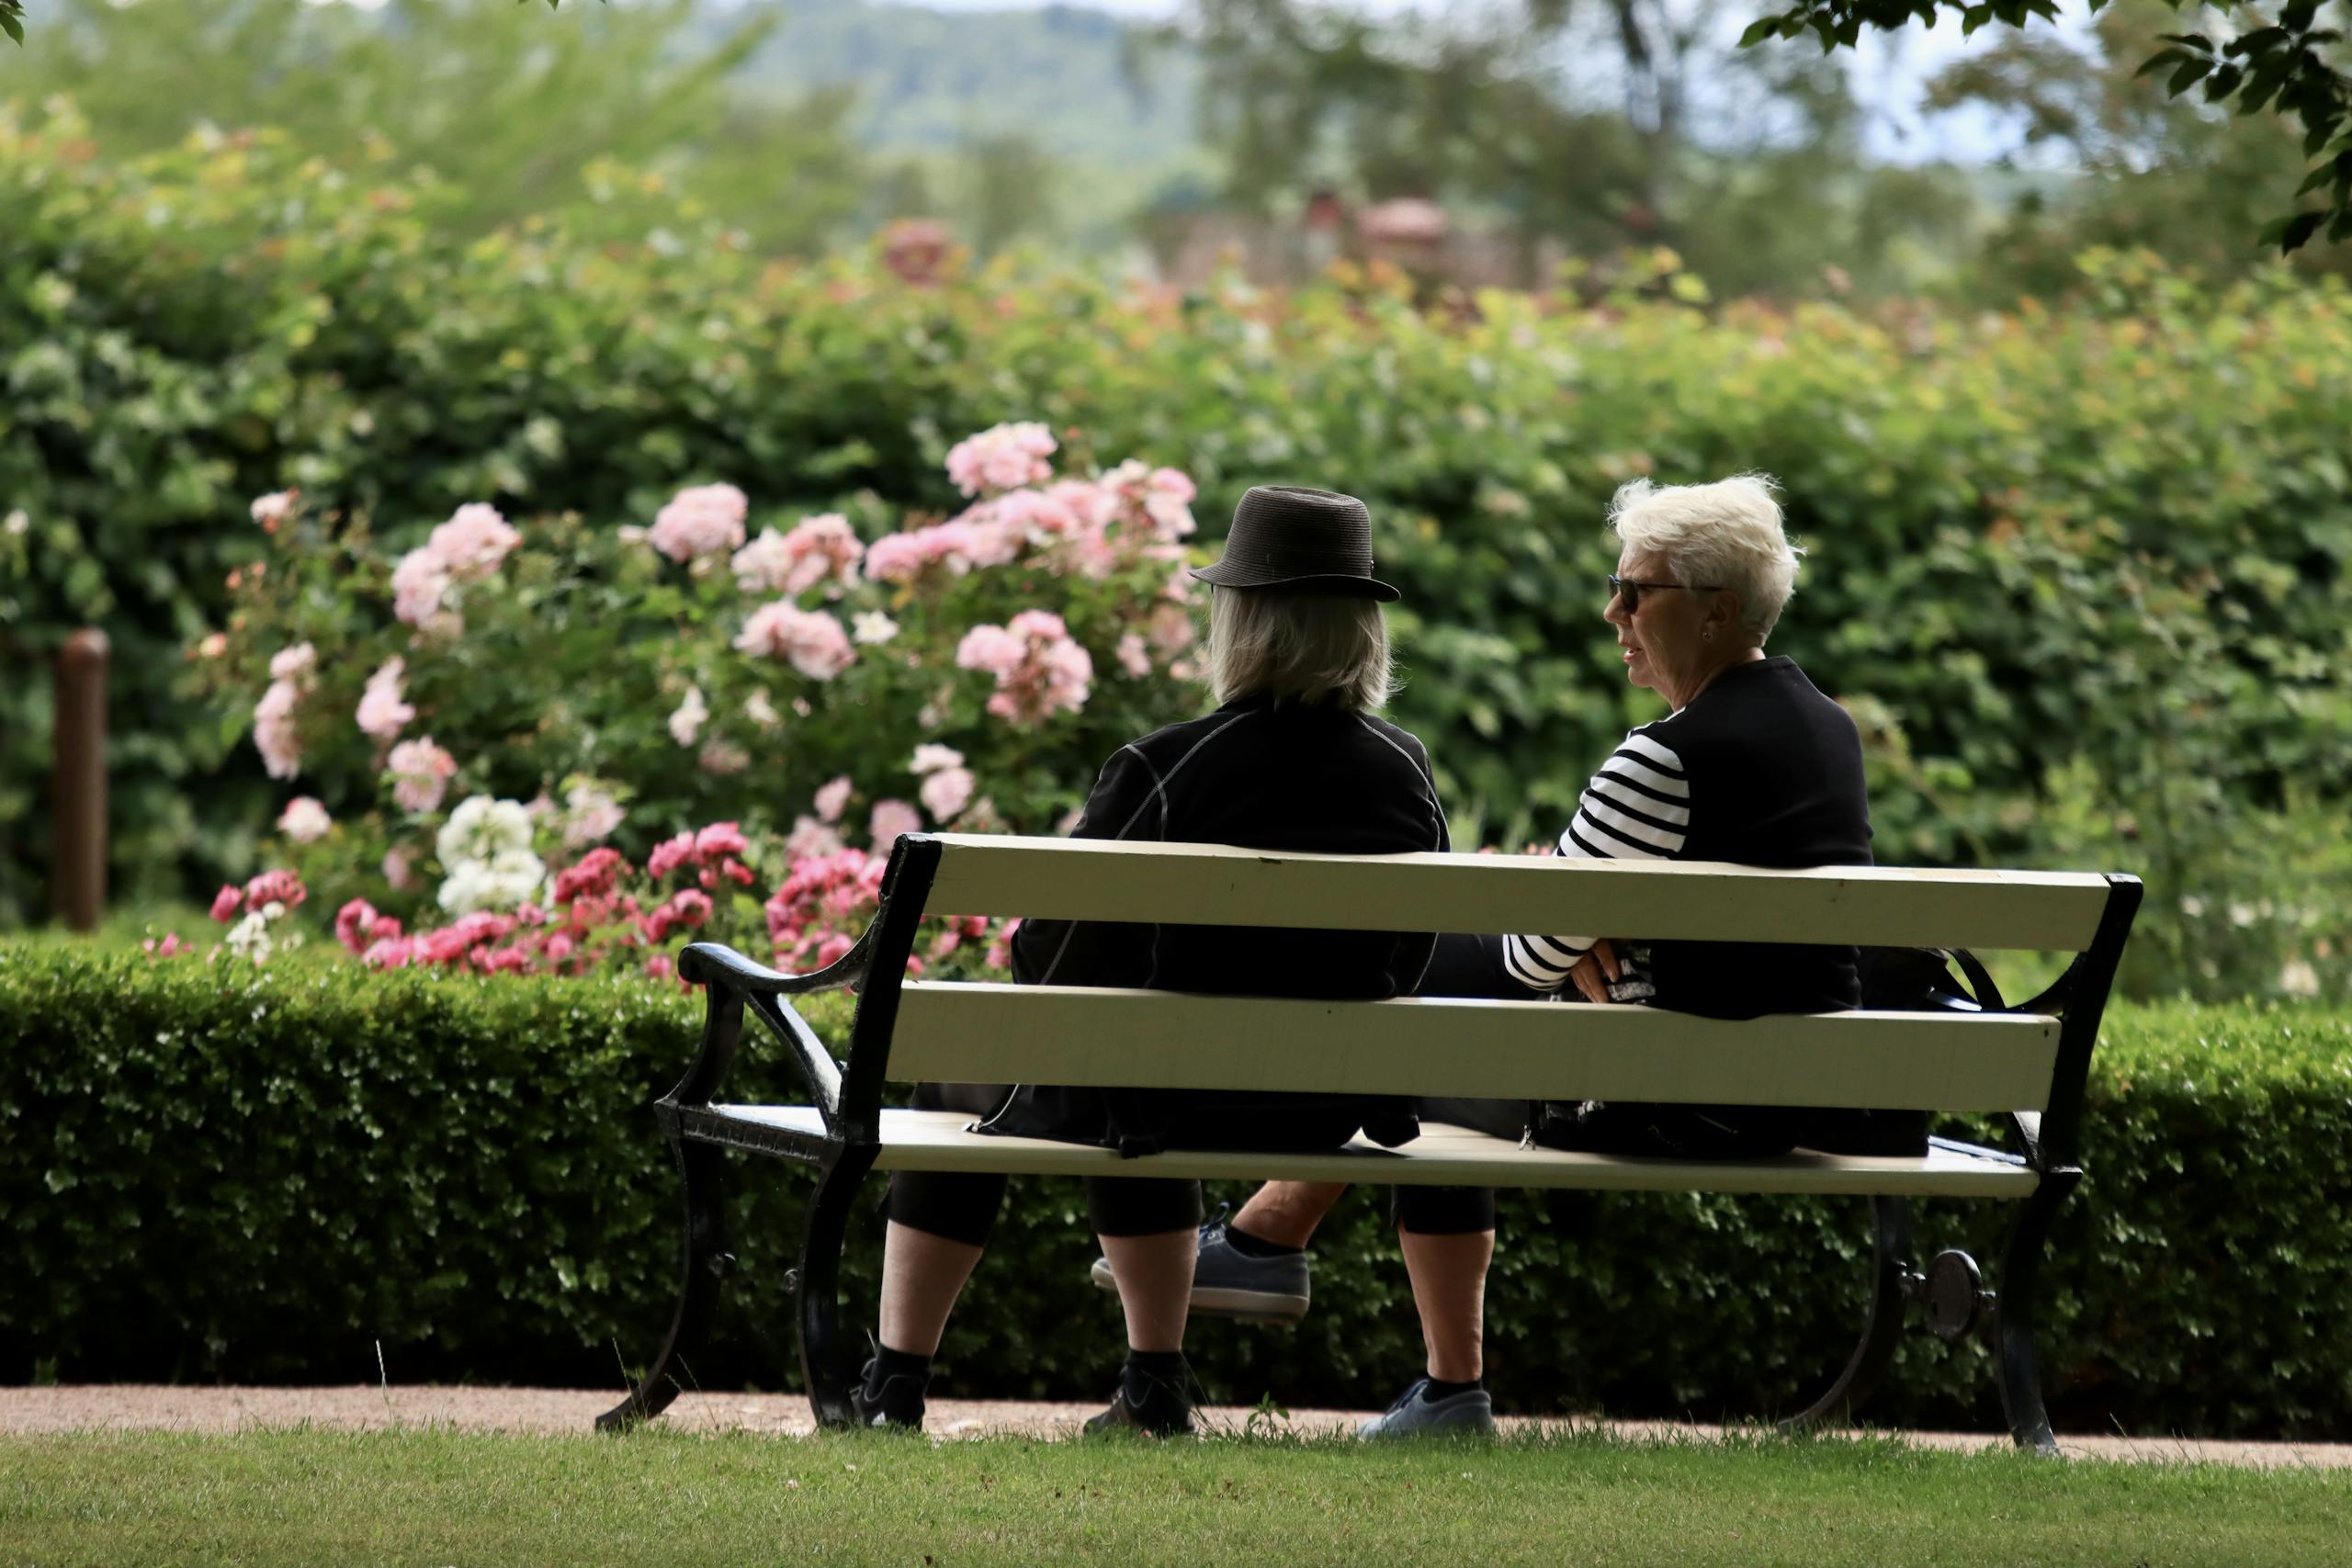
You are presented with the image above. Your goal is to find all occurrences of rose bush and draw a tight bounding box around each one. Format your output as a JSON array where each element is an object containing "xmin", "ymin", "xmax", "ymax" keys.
[{"xmin": 191, "ymin": 427, "xmax": 1202, "ymax": 976}]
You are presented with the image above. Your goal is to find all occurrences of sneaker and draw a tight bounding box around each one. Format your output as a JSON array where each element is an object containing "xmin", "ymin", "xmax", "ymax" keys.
[
  {"xmin": 850, "ymin": 1358, "xmax": 927, "ymax": 1430},
  {"xmin": 1082, "ymin": 1365, "xmax": 1196, "ymax": 1438},
  {"xmin": 1087, "ymin": 1203, "xmax": 1311, "ymax": 1325},
  {"xmin": 1354, "ymin": 1378, "xmax": 1497, "ymax": 1440}
]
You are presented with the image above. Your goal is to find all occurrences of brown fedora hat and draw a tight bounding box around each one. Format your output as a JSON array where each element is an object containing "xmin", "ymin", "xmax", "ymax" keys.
[{"xmin": 1189, "ymin": 485, "xmax": 1400, "ymax": 602}]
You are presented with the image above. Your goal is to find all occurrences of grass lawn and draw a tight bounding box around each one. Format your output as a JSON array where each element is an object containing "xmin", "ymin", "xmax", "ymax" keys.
[{"xmin": 2, "ymin": 1427, "xmax": 2345, "ymax": 1567}]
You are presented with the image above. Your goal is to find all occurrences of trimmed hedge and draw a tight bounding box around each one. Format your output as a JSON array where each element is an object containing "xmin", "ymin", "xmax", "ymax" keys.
[
  {"xmin": 6, "ymin": 947, "xmax": 2349, "ymax": 1437},
  {"xmin": 5, "ymin": 113, "xmax": 2350, "ymax": 997}
]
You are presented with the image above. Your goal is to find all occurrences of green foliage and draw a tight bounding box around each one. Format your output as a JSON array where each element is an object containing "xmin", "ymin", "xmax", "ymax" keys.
[
  {"xmin": 6, "ymin": 0, "xmax": 867, "ymax": 254},
  {"xmin": 3, "ymin": 114, "xmax": 2348, "ymax": 995},
  {"xmin": 6, "ymin": 944, "xmax": 2351, "ymax": 1438}
]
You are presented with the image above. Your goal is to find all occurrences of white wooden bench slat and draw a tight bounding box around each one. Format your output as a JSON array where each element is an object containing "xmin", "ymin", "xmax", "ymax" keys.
[
  {"xmin": 922, "ymin": 835, "xmax": 2113, "ymax": 953},
  {"xmin": 888, "ymin": 981, "xmax": 2062, "ymax": 1111},
  {"xmin": 709, "ymin": 1106, "xmax": 2042, "ymax": 1199}
]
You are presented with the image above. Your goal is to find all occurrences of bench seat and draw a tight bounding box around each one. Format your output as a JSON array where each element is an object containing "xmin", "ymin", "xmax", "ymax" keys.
[{"xmin": 695, "ymin": 1105, "xmax": 2041, "ymax": 1198}]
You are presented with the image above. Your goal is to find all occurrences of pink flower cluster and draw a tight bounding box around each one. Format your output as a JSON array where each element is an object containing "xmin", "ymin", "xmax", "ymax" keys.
[
  {"xmin": 956, "ymin": 609, "xmax": 1094, "ymax": 726},
  {"xmin": 251, "ymin": 642, "xmax": 316, "ymax": 779},
  {"xmin": 864, "ymin": 514, "xmax": 1020, "ymax": 583},
  {"xmin": 391, "ymin": 503, "xmax": 521, "ymax": 628},
  {"xmin": 211, "ymin": 869, "xmax": 310, "ymax": 923},
  {"xmin": 645, "ymin": 821, "xmax": 758, "ymax": 893},
  {"xmin": 735, "ymin": 602, "xmax": 854, "ymax": 680},
  {"xmin": 733, "ymin": 513, "xmax": 864, "ymax": 596},
  {"xmin": 356, "ymin": 657, "xmax": 414, "ymax": 741},
  {"xmin": 334, "ymin": 897, "xmax": 407, "ymax": 955},
  {"xmin": 945, "ymin": 422, "xmax": 1057, "ymax": 497},
  {"xmin": 388, "ymin": 737, "xmax": 458, "ymax": 814},
  {"xmin": 910, "ymin": 744, "xmax": 975, "ymax": 823},
  {"xmin": 763, "ymin": 848, "xmax": 890, "ymax": 972},
  {"xmin": 649, "ymin": 483, "xmax": 749, "ymax": 564}
]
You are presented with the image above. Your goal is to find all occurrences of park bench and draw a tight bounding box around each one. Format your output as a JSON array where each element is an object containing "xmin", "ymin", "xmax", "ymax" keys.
[{"xmin": 599, "ymin": 833, "xmax": 2141, "ymax": 1453}]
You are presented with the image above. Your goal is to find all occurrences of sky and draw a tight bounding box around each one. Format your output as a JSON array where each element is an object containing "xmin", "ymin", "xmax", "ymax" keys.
[{"xmin": 905, "ymin": 0, "xmax": 2098, "ymax": 165}]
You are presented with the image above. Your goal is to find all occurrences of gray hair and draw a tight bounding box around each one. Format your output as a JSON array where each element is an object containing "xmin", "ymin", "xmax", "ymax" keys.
[
  {"xmin": 1205, "ymin": 585, "xmax": 1396, "ymax": 711},
  {"xmin": 1610, "ymin": 473, "xmax": 1804, "ymax": 644}
]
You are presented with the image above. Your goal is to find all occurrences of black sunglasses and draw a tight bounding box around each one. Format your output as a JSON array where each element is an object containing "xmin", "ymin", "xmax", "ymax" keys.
[{"xmin": 1608, "ymin": 574, "xmax": 1724, "ymax": 614}]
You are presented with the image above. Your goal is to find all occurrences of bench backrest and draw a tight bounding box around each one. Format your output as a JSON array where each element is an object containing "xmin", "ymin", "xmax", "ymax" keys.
[{"xmin": 806, "ymin": 835, "xmax": 2141, "ymax": 1169}]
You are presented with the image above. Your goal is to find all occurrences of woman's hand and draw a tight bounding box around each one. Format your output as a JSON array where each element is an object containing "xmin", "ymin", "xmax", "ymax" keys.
[{"xmin": 1566, "ymin": 937, "xmax": 1622, "ymax": 1004}]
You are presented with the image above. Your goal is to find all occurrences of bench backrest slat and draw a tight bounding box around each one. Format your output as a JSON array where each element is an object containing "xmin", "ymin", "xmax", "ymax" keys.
[
  {"xmin": 921, "ymin": 836, "xmax": 2111, "ymax": 953},
  {"xmin": 889, "ymin": 981, "xmax": 2062, "ymax": 1112}
]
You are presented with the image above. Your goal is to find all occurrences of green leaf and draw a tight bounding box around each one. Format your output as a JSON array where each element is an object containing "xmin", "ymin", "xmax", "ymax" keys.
[
  {"xmin": 1962, "ymin": 5, "xmax": 1993, "ymax": 35},
  {"xmin": 0, "ymin": 13, "xmax": 20, "ymax": 46},
  {"xmin": 2203, "ymin": 64, "xmax": 2243, "ymax": 102},
  {"xmin": 1736, "ymin": 17, "xmax": 1784, "ymax": 48},
  {"xmin": 2157, "ymin": 33, "xmax": 2214, "ymax": 50},
  {"xmin": 2135, "ymin": 49, "xmax": 2188, "ymax": 80},
  {"xmin": 2168, "ymin": 58, "xmax": 2214, "ymax": 96}
]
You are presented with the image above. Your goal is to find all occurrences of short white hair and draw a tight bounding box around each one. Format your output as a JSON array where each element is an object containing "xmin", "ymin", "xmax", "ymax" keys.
[
  {"xmin": 1610, "ymin": 473, "xmax": 1803, "ymax": 644},
  {"xmin": 1206, "ymin": 586, "xmax": 1396, "ymax": 711}
]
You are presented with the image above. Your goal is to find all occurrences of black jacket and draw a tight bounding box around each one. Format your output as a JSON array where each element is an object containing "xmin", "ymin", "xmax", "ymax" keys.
[{"xmin": 976, "ymin": 694, "xmax": 1448, "ymax": 1151}]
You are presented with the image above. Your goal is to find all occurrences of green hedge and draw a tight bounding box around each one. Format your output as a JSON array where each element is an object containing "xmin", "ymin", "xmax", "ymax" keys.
[
  {"xmin": 6, "ymin": 947, "xmax": 2349, "ymax": 1438},
  {"xmin": 5, "ymin": 109, "xmax": 2349, "ymax": 996}
]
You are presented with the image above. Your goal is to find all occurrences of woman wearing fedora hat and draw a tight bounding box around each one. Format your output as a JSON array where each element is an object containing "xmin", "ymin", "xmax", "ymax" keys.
[{"xmin": 851, "ymin": 484, "xmax": 1451, "ymax": 1438}]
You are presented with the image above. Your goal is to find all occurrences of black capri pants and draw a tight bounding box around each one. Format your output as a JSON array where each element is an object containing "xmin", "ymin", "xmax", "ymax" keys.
[
  {"xmin": 1390, "ymin": 931, "xmax": 1545, "ymax": 1235},
  {"xmin": 885, "ymin": 1083, "xmax": 1204, "ymax": 1245}
]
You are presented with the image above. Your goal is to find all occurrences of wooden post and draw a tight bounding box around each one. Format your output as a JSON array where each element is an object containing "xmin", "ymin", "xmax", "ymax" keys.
[{"xmin": 53, "ymin": 628, "xmax": 107, "ymax": 931}]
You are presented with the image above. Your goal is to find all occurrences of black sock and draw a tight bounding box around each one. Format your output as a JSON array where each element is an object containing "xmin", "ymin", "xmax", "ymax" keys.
[
  {"xmin": 1420, "ymin": 1376, "xmax": 1482, "ymax": 1402},
  {"xmin": 869, "ymin": 1345, "xmax": 933, "ymax": 1390},
  {"xmin": 1124, "ymin": 1349, "xmax": 1188, "ymax": 1382},
  {"xmin": 1223, "ymin": 1224, "xmax": 1305, "ymax": 1258}
]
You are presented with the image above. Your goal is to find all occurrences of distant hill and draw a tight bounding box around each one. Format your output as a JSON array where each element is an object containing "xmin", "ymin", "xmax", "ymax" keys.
[{"xmin": 706, "ymin": 0, "xmax": 1202, "ymax": 176}]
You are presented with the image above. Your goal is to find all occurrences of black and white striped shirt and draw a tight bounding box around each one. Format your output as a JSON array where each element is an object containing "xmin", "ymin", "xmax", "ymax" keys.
[
  {"xmin": 1501, "ymin": 731, "xmax": 1691, "ymax": 991},
  {"xmin": 1500, "ymin": 657, "xmax": 1873, "ymax": 1013}
]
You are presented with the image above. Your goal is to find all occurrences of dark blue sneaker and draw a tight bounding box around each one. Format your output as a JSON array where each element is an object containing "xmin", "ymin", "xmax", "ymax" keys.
[
  {"xmin": 1355, "ymin": 1378, "xmax": 1496, "ymax": 1440},
  {"xmin": 1088, "ymin": 1202, "xmax": 1311, "ymax": 1325}
]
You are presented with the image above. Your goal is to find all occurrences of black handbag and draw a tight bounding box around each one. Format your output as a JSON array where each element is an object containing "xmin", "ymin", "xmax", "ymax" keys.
[{"xmin": 1803, "ymin": 946, "xmax": 2005, "ymax": 1156}]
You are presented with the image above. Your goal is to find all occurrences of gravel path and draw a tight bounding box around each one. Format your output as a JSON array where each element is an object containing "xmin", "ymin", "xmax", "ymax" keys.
[{"xmin": 3, "ymin": 1387, "xmax": 2344, "ymax": 1468}]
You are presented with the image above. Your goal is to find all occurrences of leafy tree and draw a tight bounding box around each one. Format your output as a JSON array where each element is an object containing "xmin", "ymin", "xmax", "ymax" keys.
[
  {"xmin": 1740, "ymin": 0, "xmax": 2352, "ymax": 252},
  {"xmin": 5, "ymin": 0, "xmax": 870, "ymax": 254},
  {"xmin": 1922, "ymin": 6, "xmax": 2352, "ymax": 289}
]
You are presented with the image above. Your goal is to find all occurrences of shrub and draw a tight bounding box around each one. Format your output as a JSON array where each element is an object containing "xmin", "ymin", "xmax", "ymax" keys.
[
  {"xmin": 4, "ymin": 107, "xmax": 2347, "ymax": 996},
  {"xmin": 4, "ymin": 946, "xmax": 2347, "ymax": 1438}
]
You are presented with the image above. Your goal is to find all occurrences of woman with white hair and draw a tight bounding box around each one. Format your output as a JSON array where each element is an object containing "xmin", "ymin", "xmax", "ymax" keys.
[
  {"xmin": 1163, "ymin": 473, "xmax": 1873, "ymax": 1438},
  {"xmin": 854, "ymin": 485, "xmax": 1446, "ymax": 1438}
]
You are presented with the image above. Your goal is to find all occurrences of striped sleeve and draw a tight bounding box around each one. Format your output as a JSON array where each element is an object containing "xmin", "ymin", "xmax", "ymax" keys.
[{"xmin": 1499, "ymin": 731, "xmax": 1691, "ymax": 993}]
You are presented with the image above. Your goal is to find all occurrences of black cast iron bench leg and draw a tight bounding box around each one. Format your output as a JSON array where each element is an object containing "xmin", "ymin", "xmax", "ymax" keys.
[
  {"xmin": 1996, "ymin": 1168, "xmax": 2078, "ymax": 1456},
  {"xmin": 596, "ymin": 1130, "xmax": 733, "ymax": 1431},
  {"xmin": 1780, "ymin": 1194, "xmax": 1913, "ymax": 1432},
  {"xmin": 797, "ymin": 1145, "xmax": 878, "ymax": 1430}
]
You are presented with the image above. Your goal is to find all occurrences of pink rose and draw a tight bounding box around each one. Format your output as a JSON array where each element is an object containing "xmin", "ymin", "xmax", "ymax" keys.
[
  {"xmin": 695, "ymin": 822, "xmax": 750, "ymax": 862},
  {"xmin": 814, "ymin": 776, "xmax": 853, "ymax": 824},
  {"xmin": 390, "ymin": 547, "xmax": 453, "ymax": 627},
  {"xmin": 869, "ymin": 798, "xmax": 922, "ymax": 852},
  {"xmin": 253, "ymin": 680, "xmax": 303, "ymax": 780},
  {"xmin": 944, "ymin": 422, "xmax": 1057, "ymax": 497},
  {"xmin": 356, "ymin": 658, "xmax": 414, "ymax": 741},
  {"xmin": 732, "ymin": 513, "xmax": 863, "ymax": 596},
  {"xmin": 1117, "ymin": 633, "xmax": 1151, "ymax": 678},
  {"xmin": 668, "ymin": 889, "xmax": 714, "ymax": 928},
  {"xmin": 387, "ymin": 738, "xmax": 458, "ymax": 814},
  {"xmin": 335, "ymin": 898, "xmax": 380, "ymax": 955},
  {"xmin": 243, "ymin": 869, "xmax": 307, "ymax": 910},
  {"xmin": 382, "ymin": 847, "xmax": 416, "ymax": 892},
  {"xmin": 646, "ymin": 832, "xmax": 695, "ymax": 883},
  {"xmin": 429, "ymin": 503, "xmax": 520, "ymax": 579},
  {"xmin": 277, "ymin": 796, "xmax": 332, "ymax": 843},
  {"xmin": 648, "ymin": 483, "xmax": 749, "ymax": 563},
  {"xmin": 954, "ymin": 624, "xmax": 1023, "ymax": 678},
  {"xmin": 209, "ymin": 886, "xmax": 243, "ymax": 923},
  {"xmin": 734, "ymin": 603, "xmax": 855, "ymax": 681},
  {"xmin": 919, "ymin": 766, "xmax": 974, "ymax": 823}
]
